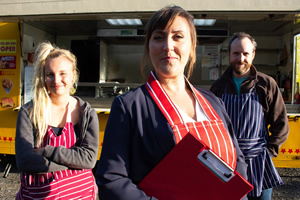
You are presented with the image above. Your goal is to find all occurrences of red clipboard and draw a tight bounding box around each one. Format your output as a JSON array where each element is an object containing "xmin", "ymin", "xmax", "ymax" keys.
[{"xmin": 138, "ymin": 133, "xmax": 253, "ymax": 200}]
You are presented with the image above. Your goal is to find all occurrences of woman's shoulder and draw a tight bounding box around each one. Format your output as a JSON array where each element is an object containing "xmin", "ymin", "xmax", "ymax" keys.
[
  {"xmin": 20, "ymin": 100, "xmax": 33, "ymax": 113},
  {"xmin": 73, "ymin": 96, "xmax": 93, "ymax": 112},
  {"xmin": 16, "ymin": 101, "xmax": 34, "ymax": 122},
  {"xmin": 115, "ymin": 84, "xmax": 146, "ymax": 101}
]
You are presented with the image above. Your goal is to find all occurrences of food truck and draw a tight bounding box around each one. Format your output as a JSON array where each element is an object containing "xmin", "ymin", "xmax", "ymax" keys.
[{"xmin": 0, "ymin": 0, "xmax": 300, "ymax": 177}]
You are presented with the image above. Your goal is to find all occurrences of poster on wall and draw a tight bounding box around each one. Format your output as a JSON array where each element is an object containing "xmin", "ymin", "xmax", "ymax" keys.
[{"xmin": 201, "ymin": 45, "xmax": 220, "ymax": 81}]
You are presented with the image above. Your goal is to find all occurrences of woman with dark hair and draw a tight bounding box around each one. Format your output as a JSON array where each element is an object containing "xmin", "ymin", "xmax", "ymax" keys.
[
  {"xmin": 96, "ymin": 5, "xmax": 248, "ymax": 199},
  {"xmin": 15, "ymin": 42, "xmax": 99, "ymax": 199}
]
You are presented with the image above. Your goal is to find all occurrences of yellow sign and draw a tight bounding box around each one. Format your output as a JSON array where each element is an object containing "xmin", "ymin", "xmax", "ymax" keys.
[
  {"xmin": 0, "ymin": 22, "xmax": 21, "ymax": 155},
  {"xmin": 0, "ymin": 40, "xmax": 17, "ymax": 54}
]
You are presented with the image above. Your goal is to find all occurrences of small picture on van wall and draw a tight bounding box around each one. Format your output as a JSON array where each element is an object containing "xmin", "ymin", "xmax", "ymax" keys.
[
  {"xmin": 1, "ymin": 77, "xmax": 13, "ymax": 94},
  {"xmin": 0, "ymin": 56, "xmax": 16, "ymax": 69},
  {"xmin": 0, "ymin": 97, "xmax": 15, "ymax": 108}
]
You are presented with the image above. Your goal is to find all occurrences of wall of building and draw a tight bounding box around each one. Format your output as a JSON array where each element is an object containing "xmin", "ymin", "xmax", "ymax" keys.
[{"xmin": 0, "ymin": 0, "xmax": 299, "ymax": 17}]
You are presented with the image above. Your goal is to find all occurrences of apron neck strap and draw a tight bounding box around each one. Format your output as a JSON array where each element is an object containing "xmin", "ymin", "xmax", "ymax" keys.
[
  {"xmin": 186, "ymin": 81, "xmax": 219, "ymax": 121},
  {"xmin": 146, "ymin": 71, "xmax": 183, "ymax": 125},
  {"xmin": 146, "ymin": 71, "xmax": 220, "ymax": 126}
]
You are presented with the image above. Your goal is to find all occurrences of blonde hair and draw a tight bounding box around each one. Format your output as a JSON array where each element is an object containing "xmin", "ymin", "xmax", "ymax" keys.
[
  {"xmin": 30, "ymin": 42, "xmax": 78, "ymax": 146},
  {"xmin": 141, "ymin": 5, "xmax": 197, "ymax": 79}
]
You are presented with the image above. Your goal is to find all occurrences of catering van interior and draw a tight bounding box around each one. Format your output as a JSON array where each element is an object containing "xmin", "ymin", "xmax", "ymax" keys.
[{"xmin": 21, "ymin": 13, "xmax": 300, "ymax": 103}]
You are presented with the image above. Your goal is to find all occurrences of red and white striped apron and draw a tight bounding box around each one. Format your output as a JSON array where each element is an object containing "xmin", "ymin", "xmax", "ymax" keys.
[
  {"xmin": 146, "ymin": 71, "xmax": 237, "ymax": 169},
  {"xmin": 16, "ymin": 101, "xmax": 97, "ymax": 200}
]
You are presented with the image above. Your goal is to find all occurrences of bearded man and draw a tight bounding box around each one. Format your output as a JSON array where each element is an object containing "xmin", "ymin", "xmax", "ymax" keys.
[{"xmin": 210, "ymin": 32, "xmax": 289, "ymax": 200}]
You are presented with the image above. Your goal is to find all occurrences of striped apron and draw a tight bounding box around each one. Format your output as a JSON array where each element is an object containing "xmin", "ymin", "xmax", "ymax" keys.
[
  {"xmin": 221, "ymin": 85, "xmax": 283, "ymax": 197},
  {"xmin": 16, "ymin": 101, "xmax": 97, "ymax": 200},
  {"xmin": 146, "ymin": 71, "xmax": 237, "ymax": 169}
]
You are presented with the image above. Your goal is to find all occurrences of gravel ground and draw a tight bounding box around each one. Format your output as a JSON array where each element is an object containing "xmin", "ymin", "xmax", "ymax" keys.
[{"xmin": 0, "ymin": 155, "xmax": 299, "ymax": 200}]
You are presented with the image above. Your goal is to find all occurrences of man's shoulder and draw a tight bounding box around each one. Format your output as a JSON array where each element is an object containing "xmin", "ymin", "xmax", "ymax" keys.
[
  {"xmin": 256, "ymin": 71, "xmax": 277, "ymax": 85},
  {"xmin": 210, "ymin": 75, "xmax": 228, "ymax": 95},
  {"xmin": 212, "ymin": 77, "xmax": 226, "ymax": 85}
]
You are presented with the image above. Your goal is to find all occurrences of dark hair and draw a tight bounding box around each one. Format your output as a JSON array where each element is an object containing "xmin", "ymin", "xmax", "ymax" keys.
[
  {"xmin": 141, "ymin": 5, "xmax": 197, "ymax": 79},
  {"xmin": 228, "ymin": 32, "xmax": 257, "ymax": 52}
]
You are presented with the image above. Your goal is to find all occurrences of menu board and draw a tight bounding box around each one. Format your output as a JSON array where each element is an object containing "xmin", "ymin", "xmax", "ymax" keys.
[
  {"xmin": 201, "ymin": 45, "xmax": 220, "ymax": 81},
  {"xmin": 0, "ymin": 54, "xmax": 16, "ymax": 108},
  {"xmin": 0, "ymin": 23, "xmax": 21, "ymax": 111}
]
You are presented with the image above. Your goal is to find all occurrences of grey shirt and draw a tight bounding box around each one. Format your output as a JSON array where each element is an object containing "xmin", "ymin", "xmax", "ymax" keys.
[{"xmin": 15, "ymin": 96, "xmax": 99, "ymax": 173}]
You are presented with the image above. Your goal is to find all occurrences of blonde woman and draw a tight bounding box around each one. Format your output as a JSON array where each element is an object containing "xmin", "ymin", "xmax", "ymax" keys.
[{"xmin": 15, "ymin": 42, "xmax": 99, "ymax": 199}]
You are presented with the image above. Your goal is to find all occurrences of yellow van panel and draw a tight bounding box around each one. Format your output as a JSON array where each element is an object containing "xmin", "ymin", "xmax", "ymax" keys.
[
  {"xmin": 97, "ymin": 112, "xmax": 109, "ymax": 160},
  {"xmin": 0, "ymin": 109, "xmax": 18, "ymax": 155},
  {"xmin": 273, "ymin": 116, "xmax": 300, "ymax": 168}
]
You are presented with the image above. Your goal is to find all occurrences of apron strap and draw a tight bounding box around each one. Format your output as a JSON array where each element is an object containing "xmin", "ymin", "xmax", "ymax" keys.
[
  {"xmin": 187, "ymin": 82, "xmax": 220, "ymax": 121},
  {"xmin": 238, "ymin": 138, "xmax": 267, "ymax": 159},
  {"xmin": 146, "ymin": 71, "xmax": 221, "ymax": 126},
  {"xmin": 146, "ymin": 71, "xmax": 184, "ymax": 126}
]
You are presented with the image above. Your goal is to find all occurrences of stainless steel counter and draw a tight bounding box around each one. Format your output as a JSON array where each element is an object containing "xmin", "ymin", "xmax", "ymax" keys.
[
  {"xmin": 81, "ymin": 97, "xmax": 115, "ymax": 113},
  {"xmin": 78, "ymin": 82, "xmax": 141, "ymax": 113},
  {"xmin": 285, "ymin": 104, "xmax": 300, "ymax": 116},
  {"xmin": 81, "ymin": 96, "xmax": 300, "ymax": 116}
]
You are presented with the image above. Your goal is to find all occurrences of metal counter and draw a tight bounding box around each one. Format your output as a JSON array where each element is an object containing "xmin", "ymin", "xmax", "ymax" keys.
[
  {"xmin": 81, "ymin": 97, "xmax": 115, "ymax": 113},
  {"xmin": 83, "ymin": 97, "xmax": 300, "ymax": 116},
  {"xmin": 286, "ymin": 104, "xmax": 300, "ymax": 116}
]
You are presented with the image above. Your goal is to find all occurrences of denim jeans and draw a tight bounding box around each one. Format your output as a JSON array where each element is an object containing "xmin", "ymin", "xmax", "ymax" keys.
[{"xmin": 248, "ymin": 188, "xmax": 273, "ymax": 200}]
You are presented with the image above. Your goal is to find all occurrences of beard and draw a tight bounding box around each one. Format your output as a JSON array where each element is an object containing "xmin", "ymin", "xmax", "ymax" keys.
[{"xmin": 230, "ymin": 61, "xmax": 251, "ymax": 76}]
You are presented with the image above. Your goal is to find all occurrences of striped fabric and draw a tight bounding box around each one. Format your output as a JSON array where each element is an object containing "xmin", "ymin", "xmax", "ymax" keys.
[
  {"xmin": 146, "ymin": 71, "xmax": 237, "ymax": 169},
  {"xmin": 19, "ymin": 170, "xmax": 96, "ymax": 200},
  {"xmin": 17, "ymin": 102, "xmax": 97, "ymax": 200},
  {"xmin": 222, "ymin": 87, "xmax": 283, "ymax": 197}
]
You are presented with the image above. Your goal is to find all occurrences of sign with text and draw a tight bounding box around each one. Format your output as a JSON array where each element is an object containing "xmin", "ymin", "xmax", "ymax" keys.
[
  {"xmin": 0, "ymin": 23, "xmax": 21, "ymax": 111},
  {"xmin": 0, "ymin": 40, "xmax": 17, "ymax": 54}
]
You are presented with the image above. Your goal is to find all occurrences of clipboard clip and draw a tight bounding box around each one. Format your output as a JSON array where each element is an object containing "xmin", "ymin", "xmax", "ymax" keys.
[{"xmin": 198, "ymin": 149, "xmax": 235, "ymax": 182}]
